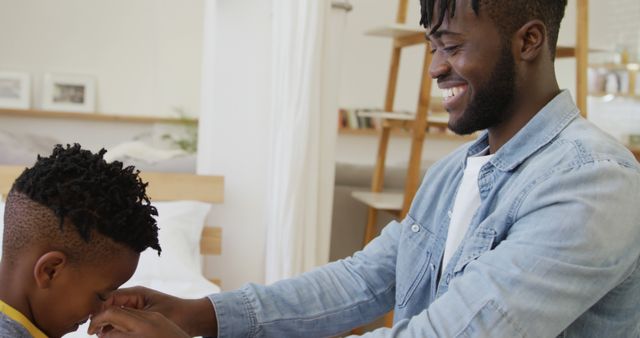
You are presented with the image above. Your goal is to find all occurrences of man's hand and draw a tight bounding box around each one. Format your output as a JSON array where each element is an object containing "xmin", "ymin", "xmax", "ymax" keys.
[
  {"xmin": 88, "ymin": 286, "xmax": 217, "ymax": 337},
  {"xmin": 89, "ymin": 306, "xmax": 190, "ymax": 338}
]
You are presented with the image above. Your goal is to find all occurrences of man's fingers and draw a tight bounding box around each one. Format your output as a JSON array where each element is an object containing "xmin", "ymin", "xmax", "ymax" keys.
[
  {"xmin": 97, "ymin": 328, "xmax": 133, "ymax": 338},
  {"xmin": 104, "ymin": 286, "xmax": 148, "ymax": 309},
  {"xmin": 91, "ymin": 306, "xmax": 190, "ymax": 338},
  {"xmin": 88, "ymin": 307, "xmax": 144, "ymax": 335}
]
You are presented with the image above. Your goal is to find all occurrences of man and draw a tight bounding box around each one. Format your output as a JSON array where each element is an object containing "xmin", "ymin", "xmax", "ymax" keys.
[{"xmin": 90, "ymin": 0, "xmax": 640, "ymax": 337}]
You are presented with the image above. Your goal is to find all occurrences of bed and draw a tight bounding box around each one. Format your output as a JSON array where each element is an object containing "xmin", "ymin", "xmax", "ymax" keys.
[{"xmin": 0, "ymin": 165, "xmax": 224, "ymax": 338}]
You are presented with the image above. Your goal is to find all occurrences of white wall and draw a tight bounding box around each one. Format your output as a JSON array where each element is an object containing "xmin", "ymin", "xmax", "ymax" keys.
[
  {"xmin": 0, "ymin": 0, "xmax": 204, "ymax": 117},
  {"xmin": 197, "ymin": 0, "xmax": 273, "ymax": 290},
  {"xmin": 338, "ymin": 0, "xmax": 424, "ymax": 113},
  {"xmin": 589, "ymin": 0, "xmax": 640, "ymax": 54}
]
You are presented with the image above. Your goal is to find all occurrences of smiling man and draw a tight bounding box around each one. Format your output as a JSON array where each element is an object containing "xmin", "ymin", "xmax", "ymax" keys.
[{"xmin": 91, "ymin": 1, "xmax": 640, "ymax": 337}]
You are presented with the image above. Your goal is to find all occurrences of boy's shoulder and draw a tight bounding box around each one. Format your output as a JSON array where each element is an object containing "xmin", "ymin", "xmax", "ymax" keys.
[{"xmin": 0, "ymin": 312, "xmax": 33, "ymax": 338}]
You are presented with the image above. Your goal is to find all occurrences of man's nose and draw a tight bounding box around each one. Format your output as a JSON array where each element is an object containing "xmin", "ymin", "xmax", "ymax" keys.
[{"xmin": 429, "ymin": 52, "xmax": 450, "ymax": 80}]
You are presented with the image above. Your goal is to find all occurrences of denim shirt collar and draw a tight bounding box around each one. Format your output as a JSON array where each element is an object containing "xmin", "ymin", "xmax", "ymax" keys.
[{"xmin": 465, "ymin": 90, "xmax": 580, "ymax": 172}]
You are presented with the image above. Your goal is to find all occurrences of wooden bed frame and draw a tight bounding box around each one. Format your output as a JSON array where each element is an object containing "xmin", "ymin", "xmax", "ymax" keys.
[{"xmin": 0, "ymin": 165, "xmax": 224, "ymax": 275}]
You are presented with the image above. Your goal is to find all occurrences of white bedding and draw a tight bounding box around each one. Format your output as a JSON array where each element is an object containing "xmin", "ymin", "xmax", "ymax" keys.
[
  {"xmin": 103, "ymin": 141, "xmax": 188, "ymax": 163},
  {"xmin": 0, "ymin": 132, "xmax": 198, "ymax": 173}
]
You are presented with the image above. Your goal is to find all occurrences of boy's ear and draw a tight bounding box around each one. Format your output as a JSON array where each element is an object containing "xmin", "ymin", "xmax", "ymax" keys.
[{"xmin": 33, "ymin": 251, "xmax": 68, "ymax": 289}]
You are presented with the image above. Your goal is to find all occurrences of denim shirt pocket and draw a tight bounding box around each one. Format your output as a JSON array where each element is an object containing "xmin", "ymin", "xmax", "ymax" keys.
[
  {"xmin": 395, "ymin": 218, "xmax": 434, "ymax": 308},
  {"xmin": 453, "ymin": 227, "xmax": 497, "ymax": 275}
]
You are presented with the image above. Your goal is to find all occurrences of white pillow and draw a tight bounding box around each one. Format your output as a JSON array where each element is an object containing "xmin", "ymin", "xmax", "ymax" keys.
[{"xmin": 129, "ymin": 200, "xmax": 212, "ymax": 282}]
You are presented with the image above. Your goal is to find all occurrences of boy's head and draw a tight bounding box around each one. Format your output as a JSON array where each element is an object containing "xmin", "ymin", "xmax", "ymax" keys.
[{"xmin": 1, "ymin": 144, "xmax": 160, "ymax": 337}]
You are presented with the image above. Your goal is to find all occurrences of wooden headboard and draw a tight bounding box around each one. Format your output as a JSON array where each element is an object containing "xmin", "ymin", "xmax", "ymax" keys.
[
  {"xmin": 0, "ymin": 165, "xmax": 224, "ymax": 257},
  {"xmin": 140, "ymin": 171, "xmax": 224, "ymax": 257}
]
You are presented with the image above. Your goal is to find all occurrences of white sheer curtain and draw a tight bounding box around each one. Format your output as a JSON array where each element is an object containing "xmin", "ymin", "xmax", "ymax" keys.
[
  {"xmin": 197, "ymin": 0, "xmax": 342, "ymax": 286},
  {"xmin": 265, "ymin": 0, "xmax": 340, "ymax": 283},
  {"xmin": 197, "ymin": 0, "xmax": 275, "ymax": 288}
]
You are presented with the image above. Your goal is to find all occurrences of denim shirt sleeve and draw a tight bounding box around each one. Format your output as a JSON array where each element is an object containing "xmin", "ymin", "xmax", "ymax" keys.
[
  {"xmin": 353, "ymin": 160, "xmax": 640, "ymax": 338},
  {"xmin": 209, "ymin": 217, "xmax": 408, "ymax": 338}
]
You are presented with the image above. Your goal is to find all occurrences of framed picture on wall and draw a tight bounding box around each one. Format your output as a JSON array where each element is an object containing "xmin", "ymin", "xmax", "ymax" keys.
[
  {"xmin": 42, "ymin": 73, "xmax": 96, "ymax": 113},
  {"xmin": 0, "ymin": 71, "xmax": 31, "ymax": 110}
]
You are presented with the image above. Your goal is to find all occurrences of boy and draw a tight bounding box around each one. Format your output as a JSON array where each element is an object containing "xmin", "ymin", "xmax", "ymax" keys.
[{"xmin": 0, "ymin": 144, "xmax": 161, "ymax": 338}]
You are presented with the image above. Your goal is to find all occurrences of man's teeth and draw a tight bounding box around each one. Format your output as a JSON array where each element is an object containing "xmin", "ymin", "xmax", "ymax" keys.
[{"xmin": 442, "ymin": 86, "xmax": 465, "ymax": 100}]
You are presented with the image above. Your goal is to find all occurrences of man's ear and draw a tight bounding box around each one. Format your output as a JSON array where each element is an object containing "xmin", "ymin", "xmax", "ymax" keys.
[
  {"xmin": 33, "ymin": 251, "xmax": 68, "ymax": 289},
  {"xmin": 514, "ymin": 20, "xmax": 547, "ymax": 62}
]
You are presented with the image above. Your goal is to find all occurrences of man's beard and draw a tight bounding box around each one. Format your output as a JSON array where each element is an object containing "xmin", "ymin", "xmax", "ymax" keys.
[{"xmin": 448, "ymin": 43, "xmax": 516, "ymax": 135}]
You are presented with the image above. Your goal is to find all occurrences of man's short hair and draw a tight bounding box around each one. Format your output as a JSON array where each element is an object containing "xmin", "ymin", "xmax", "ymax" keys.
[
  {"xmin": 420, "ymin": 0, "xmax": 568, "ymax": 58},
  {"xmin": 2, "ymin": 144, "xmax": 161, "ymax": 263}
]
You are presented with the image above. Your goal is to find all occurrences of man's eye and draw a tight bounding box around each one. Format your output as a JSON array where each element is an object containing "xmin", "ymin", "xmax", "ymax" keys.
[
  {"xmin": 443, "ymin": 45, "xmax": 460, "ymax": 53},
  {"xmin": 429, "ymin": 45, "xmax": 460, "ymax": 55},
  {"xmin": 97, "ymin": 293, "xmax": 107, "ymax": 302}
]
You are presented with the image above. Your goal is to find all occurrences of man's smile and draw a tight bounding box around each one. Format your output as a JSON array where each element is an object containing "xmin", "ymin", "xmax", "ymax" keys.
[{"xmin": 440, "ymin": 83, "xmax": 469, "ymax": 112}]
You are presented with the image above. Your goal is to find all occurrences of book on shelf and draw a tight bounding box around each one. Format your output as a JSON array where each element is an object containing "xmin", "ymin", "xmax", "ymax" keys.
[
  {"xmin": 339, "ymin": 108, "xmax": 370, "ymax": 130},
  {"xmin": 338, "ymin": 108, "xmax": 415, "ymax": 130}
]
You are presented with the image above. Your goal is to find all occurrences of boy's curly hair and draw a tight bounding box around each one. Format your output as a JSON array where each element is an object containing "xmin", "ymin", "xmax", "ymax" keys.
[{"xmin": 11, "ymin": 143, "xmax": 161, "ymax": 254}]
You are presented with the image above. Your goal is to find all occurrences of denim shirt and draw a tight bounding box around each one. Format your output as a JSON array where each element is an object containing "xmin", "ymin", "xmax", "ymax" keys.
[{"xmin": 210, "ymin": 91, "xmax": 640, "ymax": 337}]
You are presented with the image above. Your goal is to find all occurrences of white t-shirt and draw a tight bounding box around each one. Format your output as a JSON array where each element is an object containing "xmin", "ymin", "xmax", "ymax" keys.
[{"xmin": 442, "ymin": 150, "xmax": 494, "ymax": 270}]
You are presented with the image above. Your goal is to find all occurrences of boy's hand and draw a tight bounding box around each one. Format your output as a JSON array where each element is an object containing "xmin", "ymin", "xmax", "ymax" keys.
[
  {"xmin": 89, "ymin": 306, "xmax": 189, "ymax": 338},
  {"xmin": 89, "ymin": 286, "xmax": 217, "ymax": 337}
]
